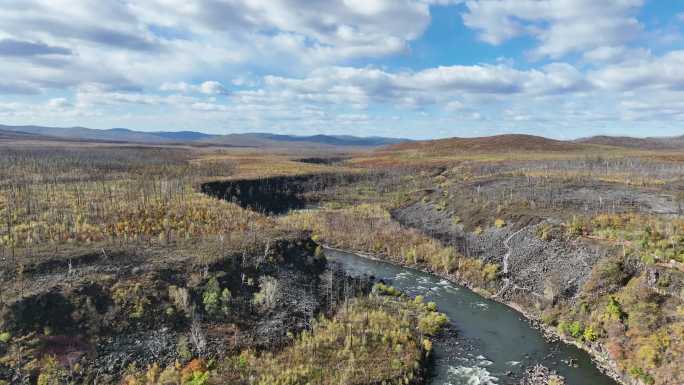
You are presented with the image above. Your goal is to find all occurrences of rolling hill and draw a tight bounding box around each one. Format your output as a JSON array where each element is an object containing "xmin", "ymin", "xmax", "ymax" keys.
[
  {"xmin": 0, "ymin": 128, "xmax": 57, "ymax": 141},
  {"xmin": 384, "ymin": 134, "xmax": 585, "ymax": 154},
  {"xmin": 576, "ymin": 135, "xmax": 684, "ymax": 150},
  {"xmin": 211, "ymin": 133, "xmax": 408, "ymax": 148},
  {"xmin": 6, "ymin": 123, "xmax": 681, "ymax": 152}
]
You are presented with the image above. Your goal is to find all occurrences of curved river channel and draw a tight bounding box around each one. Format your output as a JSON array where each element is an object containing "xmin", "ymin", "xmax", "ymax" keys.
[{"xmin": 325, "ymin": 248, "xmax": 618, "ymax": 385}]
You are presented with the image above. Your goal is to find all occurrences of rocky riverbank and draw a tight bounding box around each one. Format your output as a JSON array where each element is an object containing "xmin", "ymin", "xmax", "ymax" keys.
[
  {"xmin": 323, "ymin": 244, "xmax": 629, "ymax": 385},
  {"xmin": 518, "ymin": 365, "xmax": 566, "ymax": 385}
]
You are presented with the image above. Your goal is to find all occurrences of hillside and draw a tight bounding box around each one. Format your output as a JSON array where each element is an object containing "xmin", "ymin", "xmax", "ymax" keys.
[
  {"xmin": 0, "ymin": 128, "xmax": 56, "ymax": 141},
  {"xmin": 576, "ymin": 135, "xmax": 684, "ymax": 150},
  {"xmin": 0, "ymin": 125, "xmax": 170, "ymax": 143},
  {"xmin": 210, "ymin": 133, "xmax": 408, "ymax": 148},
  {"xmin": 385, "ymin": 134, "xmax": 585, "ymax": 154}
]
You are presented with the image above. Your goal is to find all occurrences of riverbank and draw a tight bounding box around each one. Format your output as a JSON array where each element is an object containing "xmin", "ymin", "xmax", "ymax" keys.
[{"xmin": 323, "ymin": 245, "xmax": 630, "ymax": 385}]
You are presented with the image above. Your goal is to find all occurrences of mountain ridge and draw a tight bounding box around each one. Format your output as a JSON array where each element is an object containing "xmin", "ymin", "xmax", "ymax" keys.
[
  {"xmin": 3, "ymin": 124, "xmax": 683, "ymax": 151},
  {"xmin": 0, "ymin": 124, "xmax": 408, "ymax": 148}
]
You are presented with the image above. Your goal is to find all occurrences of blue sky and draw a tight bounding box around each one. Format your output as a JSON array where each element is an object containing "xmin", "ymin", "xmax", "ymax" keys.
[{"xmin": 1, "ymin": 0, "xmax": 684, "ymax": 139}]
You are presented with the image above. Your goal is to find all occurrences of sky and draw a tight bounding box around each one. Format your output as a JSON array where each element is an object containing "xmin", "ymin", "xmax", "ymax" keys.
[{"xmin": 1, "ymin": 0, "xmax": 684, "ymax": 140}]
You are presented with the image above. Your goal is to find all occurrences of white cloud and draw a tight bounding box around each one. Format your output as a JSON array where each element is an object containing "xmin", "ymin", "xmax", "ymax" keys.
[
  {"xmin": 0, "ymin": 0, "xmax": 435, "ymax": 96},
  {"xmin": 131, "ymin": 0, "xmax": 432, "ymax": 63},
  {"xmin": 199, "ymin": 81, "xmax": 227, "ymax": 95},
  {"xmin": 47, "ymin": 98, "xmax": 72, "ymax": 109},
  {"xmin": 263, "ymin": 62, "xmax": 590, "ymax": 108},
  {"xmin": 445, "ymin": 100, "xmax": 465, "ymax": 111},
  {"xmin": 590, "ymin": 50, "xmax": 684, "ymax": 91},
  {"xmin": 159, "ymin": 82, "xmax": 192, "ymax": 93},
  {"xmin": 583, "ymin": 46, "xmax": 629, "ymax": 63},
  {"xmin": 160, "ymin": 81, "xmax": 228, "ymax": 95},
  {"xmin": 190, "ymin": 102, "xmax": 229, "ymax": 112},
  {"xmin": 462, "ymin": 0, "xmax": 644, "ymax": 59},
  {"xmin": 0, "ymin": 80, "xmax": 42, "ymax": 95},
  {"xmin": 422, "ymin": 0, "xmax": 463, "ymax": 5}
]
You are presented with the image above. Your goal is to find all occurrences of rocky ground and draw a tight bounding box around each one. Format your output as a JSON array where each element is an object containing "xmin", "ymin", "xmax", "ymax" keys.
[
  {"xmin": 450, "ymin": 175, "xmax": 681, "ymax": 215},
  {"xmin": 0, "ymin": 236, "xmax": 365, "ymax": 384},
  {"xmin": 392, "ymin": 200, "xmax": 612, "ymax": 306},
  {"xmin": 516, "ymin": 365, "xmax": 566, "ymax": 385}
]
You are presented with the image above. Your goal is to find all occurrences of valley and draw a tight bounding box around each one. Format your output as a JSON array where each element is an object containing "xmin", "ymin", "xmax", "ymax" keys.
[{"xmin": 1, "ymin": 134, "xmax": 683, "ymax": 385}]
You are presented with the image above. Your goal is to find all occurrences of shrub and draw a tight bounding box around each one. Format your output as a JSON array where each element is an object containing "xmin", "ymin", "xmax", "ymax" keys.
[
  {"xmin": 177, "ymin": 335, "xmax": 192, "ymax": 361},
  {"xmin": 169, "ymin": 285, "xmax": 191, "ymax": 316},
  {"xmin": 36, "ymin": 356, "xmax": 64, "ymax": 385},
  {"xmin": 558, "ymin": 320, "xmax": 583, "ymax": 339},
  {"xmin": 566, "ymin": 216, "xmax": 588, "ymax": 237},
  {"xmin": 426, "ymin": 302, "xmax": 437, "ymax": 312},
  {"xmin": 482, "ymin": 263, "xmax": 499, "ymax": 282},
  {"xmin": 494, "ymin": 218, "xmax": 506, "ymax": 228},
  {"xmin": 439, "ymin": 248, "xmax": 457, "ymax": 273},
  {"xmin": 629, "ymin": 367, "xmax": 655, "ymax": 385},
  {"xmin": 203, "ymin": 277, "xmax": 231, "ymax": 316},
  {"xmin": 186, "ymin": 371, "xmax": 209, "ymax": 385},
  {"xmin": 568, "ymin": 321, "xmax": 583, "ymax": 338},
  {"xmin": 405, "ymin": 246, "xmax": 418, "ymax": 264},
  {"xmin": 537, "ymin": 224, "xmax": 551, "ymax": 241},
  {"xmin": 372, "ymin": 283, "xmax": 402, "ymax": 297},
  {"xmin": 422, "ymin": 338, "xmax": 433, "ymax": 353},
  {"xmin": 112, "ymin": 282, "xmax": 151, "ymax": 319},
  {"xmin": 418, "ymin": 312, "xmax": 448, "ymax": 336},
  {"xmin": 0, "ymin": 332, "xmax": 10, "ymax": 343},
  {"xmin": 583, "ymin": 326, "xmax": 598, "ymax": 342},
  {"xmin": 636, "ymin": 343, "xmax": 660, "ymax": 369},
  {"xmin": 605, "ymin": 296, "xmax": 625, "ymax": 322},
  {"xmin": 253, "ymin": 276, "xmax": 279, "ymax": 309}
]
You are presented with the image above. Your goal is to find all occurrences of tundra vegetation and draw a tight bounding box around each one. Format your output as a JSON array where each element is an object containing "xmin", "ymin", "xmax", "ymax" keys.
[
  {"xmin": 1, "ymin": 135, "xmax": 684, "ymax": 385},
  {"xmin": 278, "ymin": 138, "xmax": 684, "ymax": 385},
  {"xmin": 0, "ymin": 144, "xmax": 443, "ymax": 385}
]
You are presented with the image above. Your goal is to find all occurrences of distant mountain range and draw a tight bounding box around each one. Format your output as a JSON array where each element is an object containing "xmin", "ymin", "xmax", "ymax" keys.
[
  {"xmin": 0, "ymin": 124, "xmax": 408, "ymax": 148},
  {"xmin": 2, "ymin": 124, "xmax": 683, "ymax": 151}
]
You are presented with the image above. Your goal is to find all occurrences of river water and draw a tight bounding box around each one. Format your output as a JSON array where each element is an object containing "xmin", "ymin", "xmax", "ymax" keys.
[{"xmin": 326, "ymin": 248, "xmax": 618, "ymax": 385}]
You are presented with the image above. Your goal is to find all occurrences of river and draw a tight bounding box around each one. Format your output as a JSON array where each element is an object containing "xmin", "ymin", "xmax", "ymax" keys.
[{"xmin": 325, "ymin": 248, "xmax": 618, "ymax": 385}]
